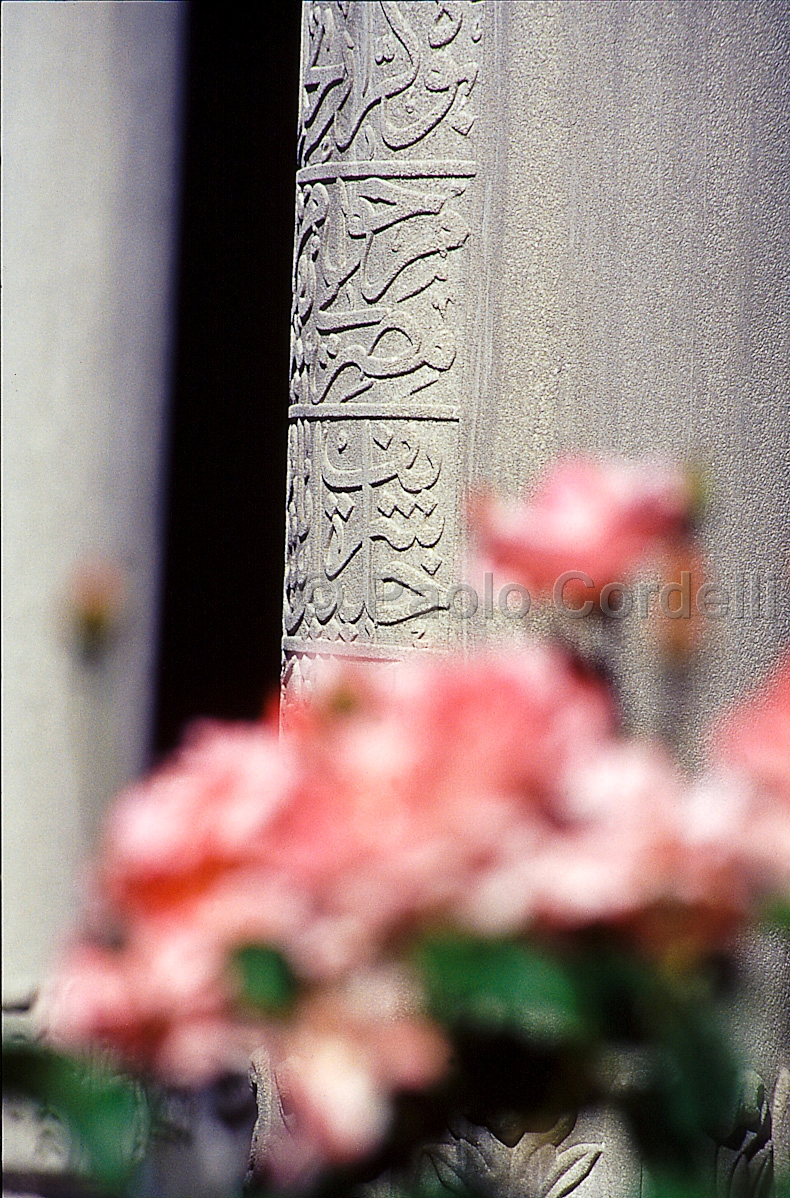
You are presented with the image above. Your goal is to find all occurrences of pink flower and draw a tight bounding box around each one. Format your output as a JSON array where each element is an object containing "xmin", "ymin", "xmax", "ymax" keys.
[
  {"xmin": 155, "ymin": 1016, "xmax": 269, "ymax": 1089},
  {"xmin": 707, "ymin": 657, "xmax": 790, "ymax": 891},
  {"xmin": 263, "ymin": 965, "xmax": 450, "ymax": 1184},
  {"xmin": 715, "ymin": 655, "xmax": 790, "ymax": 806},
  {"xmin": 277, "ymin": 1035, "xmax": 390, "ymax": 1171},
  {"xmin": 268, "ymin": 647, "xmax": 616, "ymax": 967},
  {"xmin": 677, "ymin": 771, "xmax": 781, "ymax": 908},
  {"xmin": 456, "ymin": 741, "xmax": 686, "ymax": 935},
  {"xmin": 44, "ymin": 645, "xmax": 615, "ymax": 1099},
  {"xmin": 42, "ymin": 941, "xmax": 140, "ymax": 1055},
  {"xmin": 470, "ymin": 457, "xmax": 692, "ymax": 600},
  {"xmin": 101, "ymin": 718, "xmax": 295, "ymax": 921},
  {"xmin": 42, "ymin": 921, "xmax": 272, "ymax": 1085},
  {"xmin": 456, "ymin": 738, "xmax": 778, "ymax": 962},
  {"xmin": 48, "ymin": 632, "xmax": 790, "ymax": 1175}
]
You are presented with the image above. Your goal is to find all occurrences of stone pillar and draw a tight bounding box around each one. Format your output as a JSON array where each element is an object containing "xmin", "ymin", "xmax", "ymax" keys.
[
  {"xmin": 283, "ymin": 2, "xmax": 790, "ymax": 1192},
  {"xmin": 283, "ymin": 0, "xmax": 487, "ymax": 690},
  {"xmin": 2, "ymin": 2, "xmax": 186, "ymax": 1011}
]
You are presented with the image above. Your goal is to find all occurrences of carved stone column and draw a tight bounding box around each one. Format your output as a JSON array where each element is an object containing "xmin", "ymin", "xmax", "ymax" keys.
[
  {"xmin": 282, "ymin": 2, "xmax": 790, "ymax": 1192},
  {"xmin": 283, "ymin": 0, "xmax": 489, "ymax": 691}
]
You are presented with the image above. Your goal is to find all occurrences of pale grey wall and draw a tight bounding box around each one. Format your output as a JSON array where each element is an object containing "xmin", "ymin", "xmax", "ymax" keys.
[
  {"xmin": 474, "ymin": 0, "xmax": 790, "ymax": 748},
  {"xmin": 2, "ymin": 2, "xmax": 186, "ymax": 1005}
]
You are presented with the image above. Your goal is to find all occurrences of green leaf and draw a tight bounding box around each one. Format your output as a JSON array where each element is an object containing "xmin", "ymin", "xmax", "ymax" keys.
[
  {"xmin": 409, "ymin": 1175, "xmax": 488, "ymax": 1198},
  {"xmin": 759, "ymin": 895, "xmax": 790, "ymax": 932},
  {"xmin": 639, "ymin": 993, "xmax": 735, "ymax": 1162},
  {"xmin": 572, "ymin": 946, "xmax": 737, "ymax": 1174},
  {"xmin": 641, "ymin": 1169, "xmax": 713, "ymax": 1198},
  {"xmin": 232, "ymin": 943, "xmax": 298, "ymax": 1014},
  {"xmin": 412, "ymin": 933, "xmax": 586, "ymax": 1047},
  {"xmin": 3, "ymin": 1037, "xmax": 149, "ymax": 1193}
]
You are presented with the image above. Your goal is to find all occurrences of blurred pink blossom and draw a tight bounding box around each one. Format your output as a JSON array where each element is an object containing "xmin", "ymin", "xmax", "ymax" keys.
[
  {"xmin": 43, "ymin": 648, "xmax": 613, "ymax": 1095},
  {"xmin": 40, "ymin": 637, "xmax": 790, "ymax": 1175},
  {"xmin": 469, "ymin": 457, "xmax": 693, "ymax": 600},
  {"xmin": 715, "ymin": 655, "xmax": 790, "ymax": 806},
  {"xmin": 456, "ymin": 742, "xmax": 685, "ymax": 934},
  {"xmin": 707, "ymin": 656, "xmax": 790, "ymax": 891},
  {"xmin": 269, "ymin": 965, "xmax": 449, "ymax": 1181},
  {"xmin": 101, "ymin": 720, "xmax": 296, "ymax": 920},
  {"xmin": 43, "ymin": 925, "xmax": 270, "ymax": 1086}
]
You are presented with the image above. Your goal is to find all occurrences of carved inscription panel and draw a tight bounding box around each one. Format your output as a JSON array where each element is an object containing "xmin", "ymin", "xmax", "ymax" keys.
[
  {"xmin": 284, "ymin": 407, "xmax": 460, "ymax": 649},
  {"xmin": 285, "ymin": 1, "xmax": 483, "ymax": 671}
]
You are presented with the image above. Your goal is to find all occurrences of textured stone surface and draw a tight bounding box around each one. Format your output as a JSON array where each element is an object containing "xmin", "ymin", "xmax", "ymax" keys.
[{"xmin": 476, "ymin": 0, "xmax": 790, "ymax": 760}]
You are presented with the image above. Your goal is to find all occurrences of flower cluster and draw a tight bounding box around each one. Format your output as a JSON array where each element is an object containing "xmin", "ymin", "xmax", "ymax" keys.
[
  {"xmin": 41, "ymin": 456, "xmax": 790, "ymax": 1190},
  {"xmin": 43, "ymin": 653, "xmax": 790, "ymax": 1182},
  {"xmin": 43, "ymin": 649, "xmax": 611, "ymax": 1174}
]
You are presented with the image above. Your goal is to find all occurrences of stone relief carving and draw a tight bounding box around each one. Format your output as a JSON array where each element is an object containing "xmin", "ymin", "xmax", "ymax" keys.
[
  {"xmin": 706, "ymin": 1066, "xmax": 790, "ymax": 1198},
  {"xmin": 283, "ymin": 409, "xmax": 459, "ymax": 651},
  {"xmin": 714, "ymin": 1071, "xmax": 775, "ymax": 1198},
  {"xmin": 291, "ymin": 176, "xmax": 468, "ymax": 409},
  {"xmin": 284, "ymin": 1, "xmax": 483, "ymax": 686},
  {"xmin": 249, "ymin": 1048, "xmax": 605, "ymax": 1198},
  {"xmin": 423, "ymin": 1114, "xmax": 603, "ymax": 1198},
  {"xmin": 299, "ymin": 1, "xmax": 479, "ymax": 165},
  {"xmin": 248, "ymin": 1059, "xmax": 790, "ymax": 1198},
  {"xmin": 772, "ymin": 1068, "xmax": 790, "ymax": 1184}
]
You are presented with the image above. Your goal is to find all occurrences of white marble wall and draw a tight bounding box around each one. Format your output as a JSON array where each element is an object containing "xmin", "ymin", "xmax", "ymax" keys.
[
  {"xmin": 475, "ymin": 0, "xmax": 790, "ymax": 756},
  {"xmin": 2, "ymin": 2, "xmax": 186, "ymax": 1008}
]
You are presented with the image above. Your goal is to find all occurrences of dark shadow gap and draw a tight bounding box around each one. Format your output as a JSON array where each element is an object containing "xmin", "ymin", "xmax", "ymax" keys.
[{"xmin": 154, "ymin": 3, "xmax": 300, "ymax": 754}]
